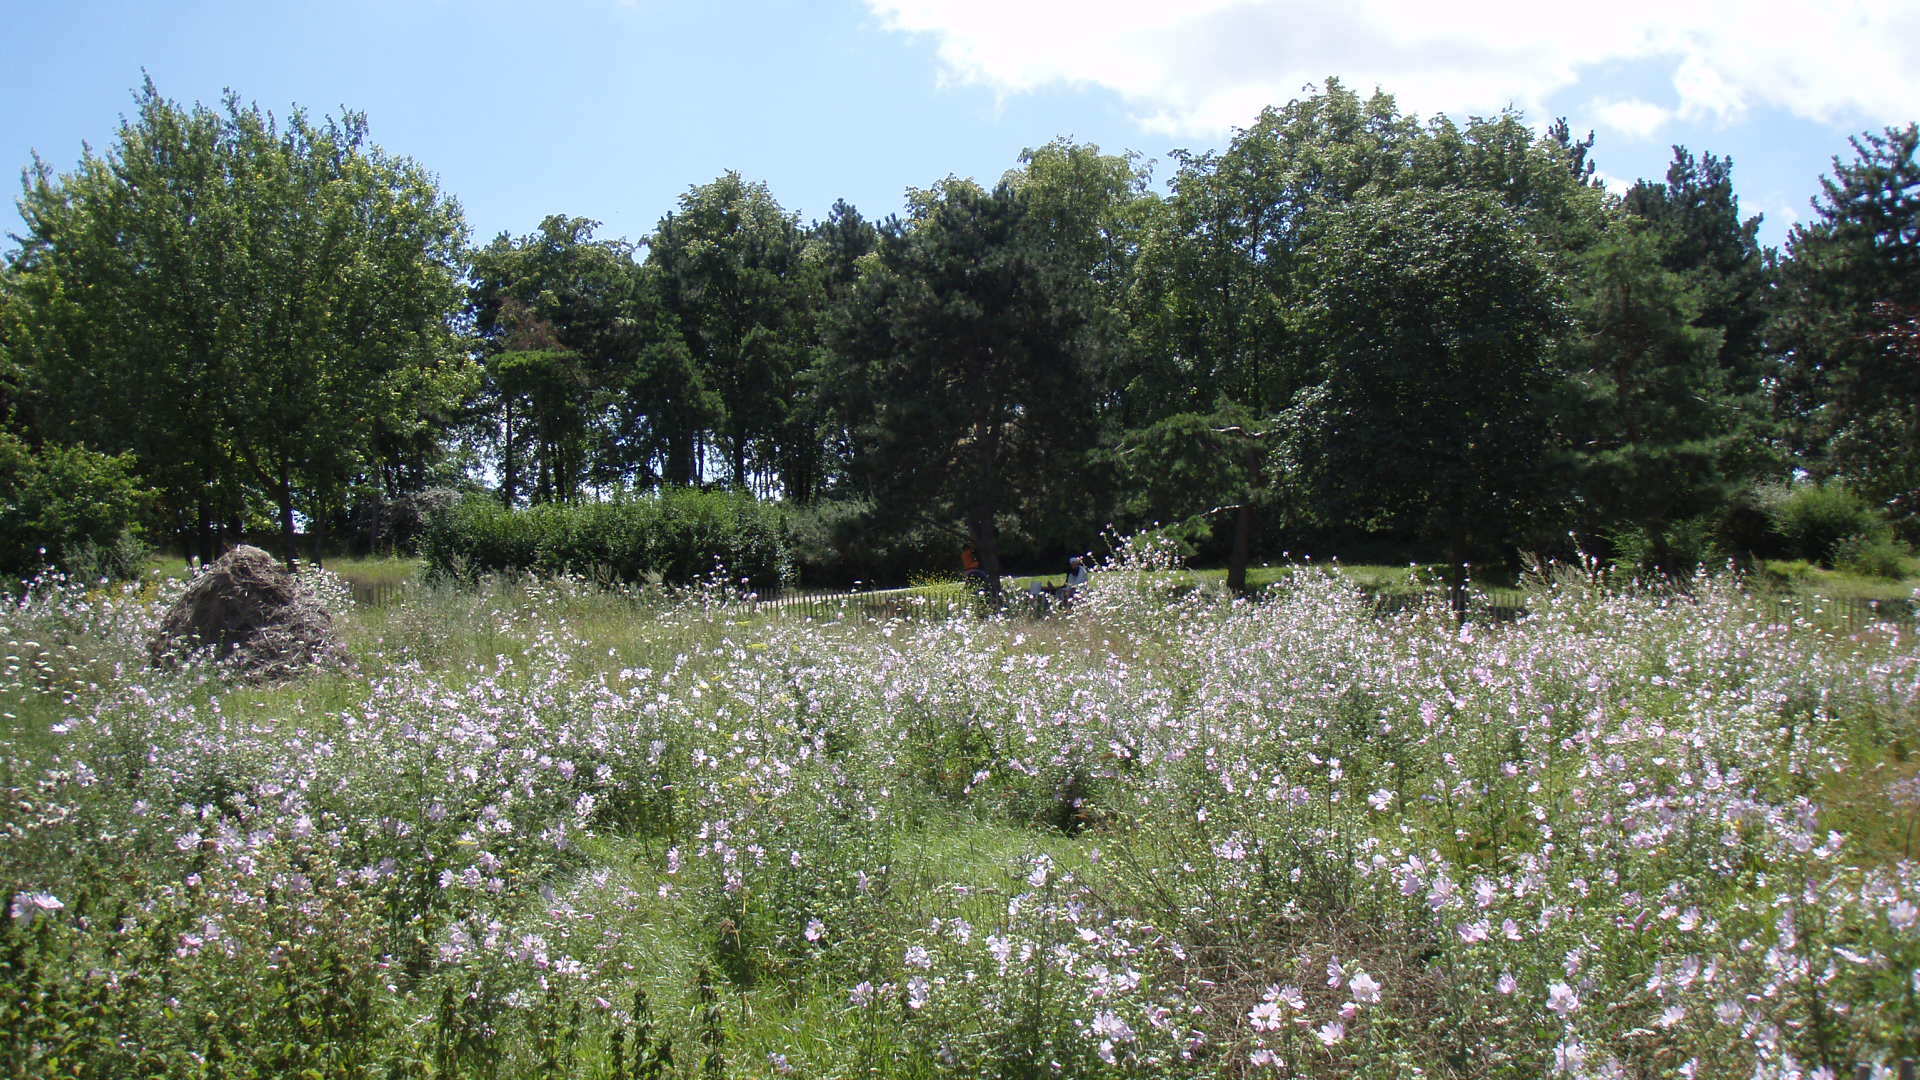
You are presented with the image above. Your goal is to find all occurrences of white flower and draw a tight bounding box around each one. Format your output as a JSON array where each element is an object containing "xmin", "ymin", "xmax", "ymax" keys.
[
  {"xmin": 1315, "ymin": 1020, "xmax": 1345, "ymax": 1046},
  {"xmin": 1348, "ymin": 970, "xmax": 1381, "ymax": 1003}
]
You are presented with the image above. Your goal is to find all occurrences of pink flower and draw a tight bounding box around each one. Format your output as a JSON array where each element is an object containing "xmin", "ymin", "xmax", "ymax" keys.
[
  {"xmin": 1348, "ymin": 971, "xmax": 1381, "ymax": 1003},
  {"xmin": 1546, "ymin": 982, "xmax": 1580, "ymax": 1016},
  {"xmin": 9, "ymin": 891, "xmax": 63, "ymax": 926},
  {"xmin": 1315, "ymin": 1020, "xmax": 1345, "ymax": 1046},
  {"xmin": 1091, "ymin": 1010, "xmax": 1133, "ymax": 1043},
  {"xmin": 1889, "ymin": 900, "xmax": 1918, "ymax": 931}
]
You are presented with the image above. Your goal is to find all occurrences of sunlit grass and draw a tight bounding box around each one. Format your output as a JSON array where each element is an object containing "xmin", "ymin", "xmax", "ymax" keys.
[{"xmin": 4, "ymin": 556, "xmax": 1918, "ymax": 1077}]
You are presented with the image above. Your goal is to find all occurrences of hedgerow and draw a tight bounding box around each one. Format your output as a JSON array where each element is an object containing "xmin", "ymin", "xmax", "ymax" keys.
[{"xmin": 420, "ymin": 488, "xmax": 791, "ymax": 588}]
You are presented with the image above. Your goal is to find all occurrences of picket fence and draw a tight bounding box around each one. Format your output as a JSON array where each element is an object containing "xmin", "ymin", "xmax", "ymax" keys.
[{"xmin": 343, "ymin": 575, "xmax": 1916, "ymax": 636}]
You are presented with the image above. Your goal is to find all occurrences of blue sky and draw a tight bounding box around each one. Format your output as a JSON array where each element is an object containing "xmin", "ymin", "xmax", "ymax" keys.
[{"xmin": 4, "ymin": 0, "xmax": 1916, "ymax": 256}]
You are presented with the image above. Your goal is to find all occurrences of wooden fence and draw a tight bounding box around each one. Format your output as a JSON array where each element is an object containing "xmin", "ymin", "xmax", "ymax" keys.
[{"xmin": 342, "ymin": 576, "xmax": 1918, "ymax": 636}]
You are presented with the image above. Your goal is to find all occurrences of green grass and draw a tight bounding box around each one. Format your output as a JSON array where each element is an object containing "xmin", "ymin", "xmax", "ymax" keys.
[
  {"xmin": 327, "ymin": 554, "xmax": 425, "ymax": 589},
  {"xmin": 1756, "ymin": 558, "xmax": 1920, "ymax": 602}
]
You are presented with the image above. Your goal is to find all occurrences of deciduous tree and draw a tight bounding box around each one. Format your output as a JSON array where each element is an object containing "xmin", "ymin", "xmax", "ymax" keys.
[
  {"xmin": 10, "ymin": 80, "xmax": 468, "ymax": 566},
  {"xmin": 1276, "ymin": 189, "xmax": 1565, "ymax": 613}
]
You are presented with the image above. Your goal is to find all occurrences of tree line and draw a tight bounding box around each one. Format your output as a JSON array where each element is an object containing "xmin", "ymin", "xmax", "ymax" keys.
[{"xmin": 2, "ymin": 77, "xmax": 1916, "ymax": 592}]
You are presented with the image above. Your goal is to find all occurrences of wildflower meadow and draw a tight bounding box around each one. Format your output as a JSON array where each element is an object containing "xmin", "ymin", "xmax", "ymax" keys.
[{"xmin": 2, "ymin": 550, "xmax": 1917, "ymax": 1079}]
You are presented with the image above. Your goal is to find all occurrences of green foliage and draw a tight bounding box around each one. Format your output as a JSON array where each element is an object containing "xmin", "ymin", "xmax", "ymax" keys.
[
  {"xmin": 0, "ymin": 432, "xmax": 151, "ymax": 580},
  {"xmin": 1833, "ymin": 530, "xmax": 1912, "ymax": 580},
  {"xmin": 467, "ymin": 215, "xmax": 655, "ymax": 505},
  {"xmin": 420, "ymin": 488, "xmax": 791, "ymax": 588},
  {"xmin": 1619, "ymin": 147, "xmax": 1770, "ymax": 386},
  {"xmin": 1605, "ymin": 517, "xmax": 1722, "ymax": 578},
  {"xmin": 1764, "ymin": 480, "xmax": 1888, "ymax": 567},
  {"xmin": 828, "ymin": 178, "xmax": 1103, "ymax": 588},
  {"xmin": 1562, "ymin": 215, "xmax": 1766, "ymax": 573},
  {"xmin": 648, "ymin": 173, "xmax": 819, "ymax": 495},
  {"xmin": 783, "ymin": 496, "xmax": 955, "ymax": 588},
  {"xmin": 9, "ymin": 78, "xmax": 469, "ymax": 565},
  {"xmin": 1276, "ymin": 188, "xmax": 1565, "ymax": 583},
  {"xmin": 1772, "ymin": 124, "xmax": 1920, "ymax": 516}
]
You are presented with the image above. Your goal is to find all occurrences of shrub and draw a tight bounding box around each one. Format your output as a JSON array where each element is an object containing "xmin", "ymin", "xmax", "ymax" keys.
[
  {"xmin": 1833, "ymin": 531, "xmax": 1912, "ymax": 579},
  {"xmin": 1763, "ymin": 480, "xmax": 1885, "ymax": 567},
  {"xmin": 421, "ymin": 488, "xmax": 791, "ymax": 588},
  {"xmin": 784, "ymin": 497, "xmax": 956, "ymax": 588},
  {"xmin": 1606, "ymin": 516, "xmax": 1721, "ymax": 577},
  {"xmin": 0, "ymin": 431, "xmax": 151, "ymax": 580}
]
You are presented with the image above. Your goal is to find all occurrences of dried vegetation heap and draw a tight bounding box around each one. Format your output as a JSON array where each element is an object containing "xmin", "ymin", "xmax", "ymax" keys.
[{"xmin": 147, "ymin": 544, "xmax": 347, "ymax": 679}]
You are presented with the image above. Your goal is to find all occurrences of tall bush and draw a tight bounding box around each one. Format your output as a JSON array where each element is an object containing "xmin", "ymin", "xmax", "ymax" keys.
[
  {"xmin": 1763, "ymin": 480, "xmax": 1890, "ymax": 566},
  {"xmin": 0, "ymin": 432, "xmax": 151, "ymax": 580},
  {"xmin": 421, "ymin": 488, "xmax": 791, "ymax": 588}
]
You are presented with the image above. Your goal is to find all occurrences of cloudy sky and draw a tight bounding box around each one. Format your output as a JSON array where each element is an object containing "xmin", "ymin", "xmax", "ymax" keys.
[{"xmin": 5, "ymin": 0, "xmax": 1916, "ymax": 254}]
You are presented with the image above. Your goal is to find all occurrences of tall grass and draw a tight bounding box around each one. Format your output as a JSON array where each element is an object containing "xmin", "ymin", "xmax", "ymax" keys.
[{"xmin": 2, "ymin": 555, "xmax": 1916, "ymax": 1077}]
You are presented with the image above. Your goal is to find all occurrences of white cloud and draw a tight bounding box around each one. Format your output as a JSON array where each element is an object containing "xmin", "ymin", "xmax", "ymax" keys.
[
  {"xmin": 1591, "ymin": 169, "xmax": 1637, "ymax": 198},
  {"xmin": 1590, "ymin": 98, "xmax": 1674, "ymax": 140},
  {"xmin": 862, "ymin": 0, "xmax": 1920, "ymax": 135}
]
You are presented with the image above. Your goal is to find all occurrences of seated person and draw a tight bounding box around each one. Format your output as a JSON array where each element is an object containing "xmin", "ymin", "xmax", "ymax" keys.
[
  {"xmin": 961, "ymin": 543, "xmax": 987, "ymax": 584},
  {"xmin": 1027, "ymin": 556, "xmax": 1090, "ymax": 607}
]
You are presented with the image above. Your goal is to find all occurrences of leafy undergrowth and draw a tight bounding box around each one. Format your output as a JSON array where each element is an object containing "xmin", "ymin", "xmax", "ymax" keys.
[{"xmin": 2, "ymin": 552, "xmax": 1917, "ymax": 1078}]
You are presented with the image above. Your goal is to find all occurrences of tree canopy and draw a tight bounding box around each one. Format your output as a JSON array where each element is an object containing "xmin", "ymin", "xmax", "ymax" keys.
[
  {"xmin": 3, "ymin": 78, "xmax": 1916, "ymax": 584},
  {"xmin": 8, "ymin": 78, "xmax": 469, "ymax": 566}
]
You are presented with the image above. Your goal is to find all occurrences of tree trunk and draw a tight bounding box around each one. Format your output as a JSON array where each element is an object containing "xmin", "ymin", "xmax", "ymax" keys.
[
  {"xmin": 195, "ymin": 475, "xmax": 216, "ymax": 566},
  {"xmin": 666, "ymin": 431, "xmax": 696, "ymax": 488},
  {"xmin": 1226, "ymin": 502, "xmax": 1253, "ymax": 595},
  {"xmin": 1447, "ymin": 529, "xmax": 1470, "ymax": 624},
  {"xmin": 501, "ymin": 397, "xmax": 519, "ymax": 507},
  {"xmin": 277, "ymin": 459, "xmax": 299, "ymax": 572},
  {"xmin": 969, "ymin": 514, "xmax": 1002, "ymax": 603},
  {"xmin": 310, "ymin": 491, "xmax": 327, "ymax": 570}
]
